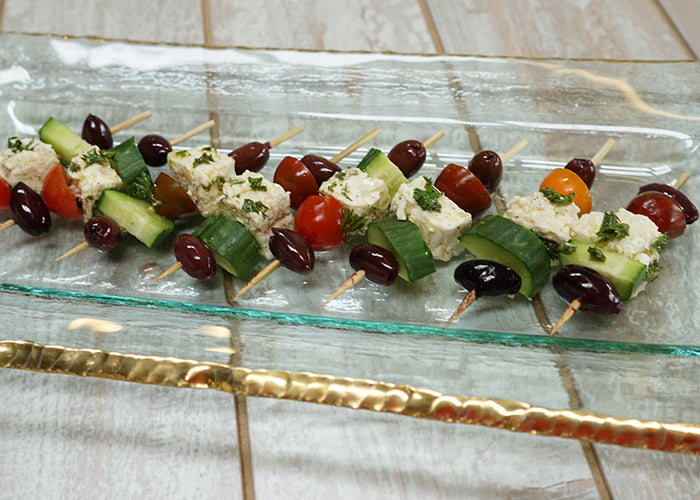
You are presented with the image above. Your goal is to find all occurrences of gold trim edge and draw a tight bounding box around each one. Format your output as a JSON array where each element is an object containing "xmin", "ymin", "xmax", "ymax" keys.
[{"xmin": 2, "ymin": 340, "xmax": 698, "ymax": 454}]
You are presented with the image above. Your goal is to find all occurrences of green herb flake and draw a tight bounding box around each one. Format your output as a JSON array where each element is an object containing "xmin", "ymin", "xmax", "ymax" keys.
[
  {"xmin": 652, "ymin": 234, "xmax": 669, "ymax": 253},
  {"xmin": 7, "ymin": 137, "xmax": 33, "ymax": 153},
  {"xmin": 248, "ymin": 176, "xmax": 267, "ymax": 191},
  {"xmin": 540, "ymin": 187, "xmax": 575, "ymax": 205},
  {"xmin": 587, "ymin": 246, "xmax": 606, "ymax": 262},
  {"xmin": 335, "ymin": 172, "xmax": 346, "ymax": 181},
  {"xmin": 242, "ymin": 198, "xmax": 268, "ymax": 218},
  {"xmin": 646, "ymin": 260, "xmax": 662, "ymax": 281},
  {"xmin": 596, "ymin": 211, "xmax": 629, "ymax": 243},
  {"xmin": 413, "ymin": 177, "xmax": 442, "ymax": 212},
  {"xmin": 81, "ymin": 149, "xmax": 108, "ymax": 167},
  {"xmin": 341, "ymin": 208, "xmax": 366, "ymax": 242},
  {"xmin": 228, "ymin": 178, "xmax": 245, "ymax": 185},
  {"xmin": 193, "ymin": 152, "xmax": 214, "ymax": 167},
  {"xmin": 174, "ymin": 150, "xmax": 189, "ymax": 158}
]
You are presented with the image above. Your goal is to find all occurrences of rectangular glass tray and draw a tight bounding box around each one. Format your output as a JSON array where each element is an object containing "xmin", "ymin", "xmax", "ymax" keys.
[{"xmin": 1, "ymin": 33, "xmax": 699, "ymax": 434}]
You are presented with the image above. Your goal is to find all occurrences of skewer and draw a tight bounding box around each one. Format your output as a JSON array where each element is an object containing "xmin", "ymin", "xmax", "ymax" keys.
[
  {"xmin": 443, "ymin": 289, "xmax": 477, "ymax": 328},
  {"xmin": 169, "ymin": 120, "xmax": 216, "ymax": 146},
  {"xmin": 55, "ymin": 241, "xmax": 89, "ymax": 261},
  {"xmin": 590, "ymin": 137, "xmax": 616, "ymax": 167},
  {"xmin": 231, "ymin": 260, "xmax": 282, "ymax": 299},
  {"xmin": 267, "ymin": 125, "xmax": 305, "ymax": 148},
  {"xmin": 323, "ymin": 270, "xmax": 366, "ymax": 305},
  {"xmin": 109, "ymin": 111, "xmax": 153, "ymax": 134},
  {"xmin": 154, "ymin": 261, "xmax": 183, "ymax": 282},
  {"xmin": 549, "ymin": 299, "xmax": 581, "ymax": 336},
  {"xmin": 330, "ymin": 128, "xmax": 382, "ymax": 163},
  {"xmin": 499, "ymin": 139, "xmax": 528, "ymax": 164},
  {"xmin": 422, "ymin": 131, "xmax": 445, "ymax": 150}
]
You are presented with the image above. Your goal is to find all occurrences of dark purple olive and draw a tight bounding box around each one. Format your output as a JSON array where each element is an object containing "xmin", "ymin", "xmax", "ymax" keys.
[
  {"xmin": 300, "ymin": 154, "xmax": 341, "ymax": 184},
  {"xmin": 565, "ymin": 158, "xmax": 596, "ymax": 188},
  {"xmin": 174, "ymin": 234, "xmax": 216, "ymax": 280},
  {"xmin": 468, "ymin": 150, "xmax": 503, "ymax": 193},
  {"xmin": 453, "ymin": 259, "xmax": 521, "ymax": 297},
  {"xmin": 138, "ymin": 134, "xmax": 172, "ymax": 167},
  {"xmin": 552, "ymin": 265, "xmax": 622, "ymax": 314},
  {"xmin": 82, "ymin": 114, "xmax": 113, "ymax": 149},
  {"xmin": 639, "ymin": 183, "xmax": 697, "ymax": 224},
  {"xmin": 269, "ymin": 227, "xmax": 314, "ymax": 274},
  {"xmin": 349, "ymin": 243, "xmax": 399, "ymax": 286},
  {"xmin": 10, "ymin": 182, "xmax": 51, "ymax": 236},
  {"xmin": 84, "ymin": 216, "xmax": 121, "ymax": 252},
  {"xmin": 388, "ymin": 140, "xmax": 426, "ymax": 178},
  {"xmin": 230, "ymin": 141, "xmax": 270, "ymax": 175}
]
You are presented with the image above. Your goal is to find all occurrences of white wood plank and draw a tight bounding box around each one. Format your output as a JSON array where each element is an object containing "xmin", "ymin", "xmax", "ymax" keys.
[
  {"xmin": 658, "ymin": 0, "xmax": 700, "ymax": 58},
  {"xmin": 0, "ymin": 370, "xmax": 242, "ymax": 499},
  {"xmin": 1, "ymin": 0, "xmax": 205, "ymax": 44}
]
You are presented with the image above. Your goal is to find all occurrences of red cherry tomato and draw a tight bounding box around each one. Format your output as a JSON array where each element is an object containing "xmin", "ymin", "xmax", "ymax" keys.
[
  {"xmin": 41, "ymin": 164, "xmax": 82, "ymax": 220},
  {"xmin": 294, "ymin": 195, "xmax": 343, "ymax": 251},
  {"xmin": 0, "ymin": 178, "xmax": 10, "ymax": 211},
  {"xmin": 626, "ymin": 191, "xmax": 686, "ymax": 239},
  {"xmin": 152, "ymin": 172, "xmax": 199, "ymax": 220},
  {"xmin": 434, "ymin": 163, "xmax": 491, "ymax": 217},
  {"xmin": 274, "ymin": 156, "xmax": 318, "ymax": 209}
]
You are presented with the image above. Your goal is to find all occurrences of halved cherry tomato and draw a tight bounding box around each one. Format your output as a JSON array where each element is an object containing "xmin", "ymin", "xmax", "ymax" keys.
[
  {"xmin": 42, "ymin": 164, "xmax": 82, "ymax": 220},
  {"xmin": 434, "ymin": 163, "xmax": 491, "ymax": 217},
  {"xmin": 539, "ymin": 168, "xmax": 592, "ymax": 215},
  {"xmin": 0, "ymin": 178, "xmax": 10, "ymax": 211},
  {"xmin": 152, "ymin": 172, "xmax": 199, "ymax": 219},
  {"xmin": 274, "ymin": 156, "xmax": 318, "ymax": 209},
  {"xmin": 294, "ymin": 194, "xmax": 343, "ymax": 251}
]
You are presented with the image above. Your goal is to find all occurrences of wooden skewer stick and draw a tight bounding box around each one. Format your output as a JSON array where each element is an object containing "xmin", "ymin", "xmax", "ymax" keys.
[
  {"xmin": 55, "ymin": 241, "xmax": 89, "ymax": 262},
  {"xmin": 549, "ymin": 298, "xmax": 581, "ymax": 336},
  {"xmin": 443, "ymin": 289, "xmax": 477, "ymax": 328},
  {"xmin": 590, "ymin": 138, "xmax": 616, "ymax": 167},
  {"xmin": 324, "ymin": 270, "xmax": 366, "ymax": 305},
  {"xmin": 330, "ymin": 128, "xmax": 382, "ymax": 163},
  {"xmin": 674, "ymin": 173, "xmax": 690, "ymax": 190},
  {"xmin": 422, "ymin": 131, "xmax": 445, "ymax": 149},
  {"xmin": 154, "ymin": 262, "xmax": 184, "ymax": 283},
  {"xmin": 0, "ymin": 219, "xmax": 15, "ymax": 233},
  {"xmin": 267, "ymin": 125, "xmax": 305, "ymax": 149},
  {"xmin": 499, "ymin": 139, "xmax": 528, "ymax": 164},
  {"xmin": 109, "ymin": 111, "xmax": 153, "ymax": 134},
  {"xmin": 170, "ymin": 120, "xmax": 216, "ymax": 147},
  {"xmin": 232, "ymin": 259, "xmax": 282, "ymax": 300}
]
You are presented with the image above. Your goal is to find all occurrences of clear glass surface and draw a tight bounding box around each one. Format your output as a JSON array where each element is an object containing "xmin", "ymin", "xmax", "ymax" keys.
[{"xmin": 0, "ymin": 34, "xmax": 698, "ymax": 426}]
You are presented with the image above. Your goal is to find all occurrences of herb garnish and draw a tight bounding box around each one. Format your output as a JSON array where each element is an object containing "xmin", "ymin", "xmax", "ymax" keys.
[
  {"xmin": 242, "ymin": 198, "xmax": 268, "ymax": 218},
  {"xmin": 341, "ymin": 208, "xmax": 366, "ymax": 242},
  {"xmin": 193, "ymin": 152, "xmax": 214, "ymax": 167},
  {"xmin": 646, "ymin": 260, "xmax": 662, "ymax": 281},
  {"xmin": 248, "ymin": 176, "xmax": 267, "ymax": 191},
  {"xmin": 413, "ymin": 177, "xmax": 442, "ymax": 212},
  {"xmin": 540, "ymin": 187, "xmax": 575, "ymax": 205},
  {"xmin": 7, "ymin": 137, "xmax": 33, "ymax": 153},
  {"xmin": 596, "ymin": 211, "xmax": 629, "ymax": 243},
  {"xmin": 651, "ymin": 234, "xmax": 669, "ymax": 253},
  {"xmin": 587, "ymin": 246, "xmax": 606, "ymax": 262},
  {"xmin": 81, "ymin": 149, "xmax": 108, "ymax": 167}
]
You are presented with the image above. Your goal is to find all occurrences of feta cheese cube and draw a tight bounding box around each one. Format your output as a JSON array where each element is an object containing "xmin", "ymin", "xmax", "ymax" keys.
[
  {"xmin": 0, "ymin": 137, "xmax": 60, "ymax": 193},
  {"xmin": 504, "ymin": 191, "xmax": 580, "ymax": 245},
  {"xmin": 67, "ymin": 146, "xmax": 124, "ymax": 221}
]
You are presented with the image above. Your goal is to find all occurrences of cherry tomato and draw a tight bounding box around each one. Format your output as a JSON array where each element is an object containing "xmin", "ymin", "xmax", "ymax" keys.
[
  {"xmin": 0, "ymin": 178, "xmax": 10, "ymax": 211},
  {"xmin": 152, "ymin": 172, "xmax": 199, "ymax": 220},
  {"xmin": 294, "ymin": 195, "xmax": 343, "ymax": 251},
  {"xmin": 627, "ymin": 191, "xmax": 686, "ymax": 239},
  {"xmin": 41, "ymin": 164, "xmax": 82, "ymax": 220},
  {"xmin": 274, "ymin": 156, "xmax": 318, "ymax": 209},
  {"xmin": 539, "ymin": 168, "xmax": 592, "ymax": 215},
  {"xmin": 434, "ymin": 163, "xmax": 491, "ymax": 217}
]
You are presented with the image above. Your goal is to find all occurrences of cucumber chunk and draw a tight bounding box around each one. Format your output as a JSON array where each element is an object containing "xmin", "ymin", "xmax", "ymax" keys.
[
  {"xmin": 558, "ymin": 239, "xmax": 647, "ymax": 301},
  {"xmin": 357, "ymin": 148, "xmax": 408, "ymax": 197},
  {"xmin": 366, "ymin": 217, "xmax": 435, "ymax": 282},
  {"xmin": 39, "ymin": 117, "xmax": 92, "ymax": 164},
  {"xmin": 95, "ymin": 189, "xmax": 174, "ymax": 248},
  {"xmin": 108, "ymin": 137, "xmax": 153, "ymax": 202},
  {"xmin": 459, "ymin": 215, "xmax": 550, "ymax": 298},
  {"xmin": 192, "ymin": 215, "xmax": 260, "ymax": 278}
]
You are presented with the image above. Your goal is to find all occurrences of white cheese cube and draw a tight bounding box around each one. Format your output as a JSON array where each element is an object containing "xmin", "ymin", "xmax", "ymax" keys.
[
  {"xmin": 67, "ymin": 146, "xmax": 124, "ymax": 221},
  {"xmin": 0, "ymin": 137, "xmax": 60, "ymax": 193},
  {"xmin": 504, "ymin": 191, "xmax": 580, "ymax": 245}
]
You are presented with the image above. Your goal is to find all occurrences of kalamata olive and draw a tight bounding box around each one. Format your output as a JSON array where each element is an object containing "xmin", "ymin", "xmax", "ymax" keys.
[
  {"xmin": 84, "ymin": 216, "xmax": 121, "ymax": 252},
  {"xmin": 269, "ymin": 227, "xmax": 315, "ymax": 274},
  {"xmin": 626, "ymin": 191, "xmax": 686, "ymax": 239},
  {"xmin": 453, "ymin": 259, "xmax": 521, "ymax": 297},
  {"xmin": 388, "ymin": 140, "xmax": 426, "ymax": 178},
  {"xmin": 468, "ymin": 150, "xmax": 503, "ymax": 192},
  {"xmin": 564, "ymin": 158, "xmax": 596, "ymax": 188},
  {"xmin": 10, "ymin": 182, "xmax": 51, "ymax": 236},
  {"xmin": 230, "ymin": 141, "xmax": 270, "ymax": 175},
  {"xmin": 82, "ymin": 114, "xmax": 113, "ymax": 149},
  {"xmin": 300, "ymin": 154, "xmax": 341, "ymax": 184},
  {"xmin": 552, "ymin": 265, "xmax": 623, "ymax": 314},
  {"xmin": 174, "ymin": 234, "xmax": 216, "ymax": 280},
  {"xmin": 138, "ymin": 134, "xmax": 172, "ymax": 167},
  {"xmin": 349, "ymin": 243, "xmax": 399, "ymax": 286},
  {"xmin": 639, "ymin": 183, "xmax": 697, "ymax": 224}
]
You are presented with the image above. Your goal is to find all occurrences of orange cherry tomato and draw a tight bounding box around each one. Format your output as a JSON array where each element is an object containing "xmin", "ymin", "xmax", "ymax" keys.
[
  {"xmin": 42, "ymin": 164, "xmax": 82, "ymax": 220},
  {"xmin": 539, "ymin": 168, "xmax": 592, "ymax": 215}
]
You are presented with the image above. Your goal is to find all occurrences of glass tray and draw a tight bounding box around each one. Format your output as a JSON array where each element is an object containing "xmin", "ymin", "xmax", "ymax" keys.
[{"xmin": 1, "ymin": 33, "xmax": 699, "ymax": 450}]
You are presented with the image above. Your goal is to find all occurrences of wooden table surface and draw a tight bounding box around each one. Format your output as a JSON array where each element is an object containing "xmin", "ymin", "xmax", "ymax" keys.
[{"xmin": 1, "ymin": 1, "xmax": 699, "ymax": 499}]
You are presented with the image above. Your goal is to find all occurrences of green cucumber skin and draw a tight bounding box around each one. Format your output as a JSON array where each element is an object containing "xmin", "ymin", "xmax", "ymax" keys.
[
  {"xmin": 39, "ymin": 117, "xmax": 91, "ymax": 164},
  {"xmin": 108, "ymin": 137, "xmax": 153, "ymax": 202},
  {"xmin": 459, "ymin": 215, "xmax": 550, "ymax": 298},
  {"xmin": 366, "ymin": 217, "xmax": 435, "ymax": 282},
  {"xmin": 96, "ymin": 190, "xmax": 174, "ymax": 248},
  {"xmin": 356, "ymin": 148, "xmax": 407, "ymax": 197},
  {"xmin": 558, "ymin": 240, "xmax": 646, "ymax": 301},
  {"xmin": 192, "ymin": 215, "xmax": 260, "ymax": 278}
]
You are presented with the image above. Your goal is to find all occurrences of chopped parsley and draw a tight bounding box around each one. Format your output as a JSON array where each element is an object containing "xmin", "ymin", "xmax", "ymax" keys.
[
  {"xmin": 341, "ymin": 208, "xmax": 366, "ymax": 242},
  {"xmin": 335, "ymin": 172, "xmax": 346, "ymax": 181},
  {"xmin": 205, "ymin": 176, "xmax": 226, "ymax": 192},
  {"xmin": 413, "ymin": 177, "xmax": 442, "ymax": 212},
  {"xmin": 651, "ymin": 234, "xmax": 669, "ymax": 253},
  {"xmin": 242, "ymin": 198, "xmax": 268, "ymax": 218},
  {"xmin": 248, "ymin": 176, "xmax": 267, "ymax": 191},
  {"xmin": 193, "ymin": 152, "xmax": 214, "ymax": 167},
  {"xmin": 174, "ymin": 150, "xmax": 189, "ymax": 158},
  {"xmin": 7, "ymin": 137, "xmax": 34, "ymax": 153},
  {"xmin": 540, "ymin": 187, "xmax": 575, "ymax": 205},
  {"xmin": 587, "ymin": 246, "xmax": 606, "ymax": 262},
  {"xmin": 81, "ymin": 149, "xmax": 109, "ymax": 167},
  {"xmin": 596, "ymin": 211, "xmax": 629, "ymax": 243},
  {"xmin": 228, "ymin": 178, "xmax": 245, "ymax": 185},
  {"xmin": 646, "ymin": 260, "xmax": 662, "ymax": 281}
]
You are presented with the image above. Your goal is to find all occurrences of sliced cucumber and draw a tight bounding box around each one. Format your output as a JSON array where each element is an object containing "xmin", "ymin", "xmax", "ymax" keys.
[
  {"xmin": 108, "ymin": 137, "xmax": 153, "ymax": 202},
  {"xmin": 96, "ymin": 189, "xmax": 174, "ymax": 248},
  {"xmin": 366, "ymin": 217, "xmax": 435, "ymax": 282},
  {"xmin": 558, "ymin": 239, "xmax": 646, "ymax": 301},
  {"xmin": 357, "ymin": 148, "xmax": 408, "ymax": 197},
  {"xmin": 192, "ymin": 215, "xmax": 260, "ymax": 278},
  {"xmin": 459, "ymin": 215, "xmax": 550, "ymax": 298},
  {"xmin": 39, "ymin": 117, "xmax": 92, "ymax": 164}
]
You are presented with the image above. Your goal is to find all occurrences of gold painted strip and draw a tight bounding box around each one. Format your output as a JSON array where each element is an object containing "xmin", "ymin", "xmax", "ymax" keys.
[{"xmin": 2, "ymin": 340, "xmax": 699, "ymax": 455}]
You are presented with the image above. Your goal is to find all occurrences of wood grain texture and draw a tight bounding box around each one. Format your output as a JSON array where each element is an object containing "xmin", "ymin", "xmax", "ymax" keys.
[
  {"xmin": 0, "ymin": 0, "xmax": 205, "ymax": 44},
  {"xmin": 207, "ymin": 0, "xmax": 436, "ymax": 53},
  {"xmin": 658, "ymin": 0, "xmax": 700, "ymax": 58},
  {"xmin": 0, "ymin": 370, "xmax": 242, "ymax": 499},
  {"xmin": 425, "ymin": 0, "xmax": 694, "ymax": 60}
]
